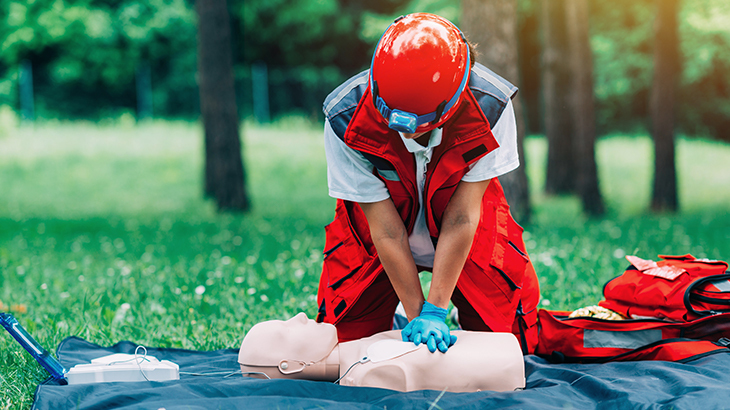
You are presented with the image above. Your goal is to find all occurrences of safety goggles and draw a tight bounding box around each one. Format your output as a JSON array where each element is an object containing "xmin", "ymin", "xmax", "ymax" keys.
[{"xmin": 369, "ymin": 18, "xmax": 471, "ymax": 134}]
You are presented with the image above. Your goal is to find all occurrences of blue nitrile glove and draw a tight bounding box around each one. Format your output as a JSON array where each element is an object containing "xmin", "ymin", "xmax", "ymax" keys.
[{"xmin": 401, "ymin": 302, "xmax": 458, "ymax": 353}]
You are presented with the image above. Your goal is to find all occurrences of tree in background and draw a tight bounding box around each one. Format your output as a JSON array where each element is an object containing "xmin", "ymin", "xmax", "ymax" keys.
[
  {"xmin": 2, "ymin": 0, "xmax": 727, "ymax": 142},
  {"xmin": 565, "ymin": 0, "xmax": 604, "ymax": 215},
  {"xmin": 232, "ymin": 0, "xmax": 409, "ymax": 120},
  {"xmin": 540, "ymin": 0, "xmax": 575, "ymax": 195},
  {"xmin": 461, "ymin": 0, "xmax": 531, "ymax": 223},
  {"xmin": 516, "ymin": 0, "xmax": 543, "ymax": 136},
  {"xmin": 678, "ymin": 0, "xmax": 730, "ymax": 143},
  {"xmin": 196, "ymin": 0, "xmax": 249, "ymax": 211},
  {"xmin": 650, "ymin": 0, "xmax": 681, "ymax": 212},
  {"xmin": 0, "ymin": 0, "xmax": 198, "ymax": 119}
]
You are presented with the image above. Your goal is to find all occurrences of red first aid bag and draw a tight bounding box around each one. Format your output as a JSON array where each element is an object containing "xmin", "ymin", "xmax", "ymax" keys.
[
  {"xmin": 536, "ymin": 309, "xmax": 730, "ymax": 363},
  {"xmin": 599, "ymin": 254, "xmax": 730, "ymax": 321}
]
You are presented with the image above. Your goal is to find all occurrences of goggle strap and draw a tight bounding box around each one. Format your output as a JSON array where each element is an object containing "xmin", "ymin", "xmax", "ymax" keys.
[
  {"xmin": 415, "ymin": 110, "xmax": 436, "ymax": 125},
  {"xmin": 432, "ymin": 100, "xmax": 447, "ymax": 125},
  {"xmin": 438, "ymin": 42, "xmax": 470, "ymax": 118},
  {"xmin": 376, "ymin": 94, "xmax": 438, "ymax": 125},
  {"xmin": 371, "ymin": 79, "xmax": 379, "ymax": 108},
  {"xmin": 375, "ymin": 95, "xmax": 391, "ymax": 120}
]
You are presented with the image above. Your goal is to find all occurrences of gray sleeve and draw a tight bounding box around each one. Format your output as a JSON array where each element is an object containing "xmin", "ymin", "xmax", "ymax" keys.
[{"xmin": 462, "ymin": 100, "xmax": 520, "ymax": 182}]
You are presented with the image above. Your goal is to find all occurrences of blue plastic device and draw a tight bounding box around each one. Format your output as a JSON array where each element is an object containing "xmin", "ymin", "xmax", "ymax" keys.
[
  {"xmin": 387, "ymin": 110, "xmax": 419, "ymax": 133},
  {"xmin": 0, "ymin": 313, "xmax": 67, "ymax": 380}
]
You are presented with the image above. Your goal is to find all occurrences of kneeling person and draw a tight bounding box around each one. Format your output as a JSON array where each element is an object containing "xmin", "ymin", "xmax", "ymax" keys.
[{"xmin": 317, "ymin": 12, "xmax": 540, "ymax": 353}]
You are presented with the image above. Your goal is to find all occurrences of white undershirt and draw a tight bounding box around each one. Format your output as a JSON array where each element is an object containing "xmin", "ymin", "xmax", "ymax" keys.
[
  {"xmin": 401, "ymin": 129, "xmax": 441, "ymax": 267},
  {"xmin": 324, "ymin": 100, "xmax": 519, "ymax": 268}
]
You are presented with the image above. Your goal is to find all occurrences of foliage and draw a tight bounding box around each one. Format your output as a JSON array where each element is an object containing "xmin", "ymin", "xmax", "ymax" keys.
[
  {"xmin": 0, "ymin": 0, "xmax": 728, "ymax": 135},
  {"xmin": 678, "ymin": 0, "xmax": 730, "ymax": 138},
  {"xmin": 233, "ymin": 0, "xmax": 456, "ymax": 121},
  {"xmin": 1, "ymin": 120, "xmax": 729, "ymax": 408},
  {"xmin": 590, "ymin": 0, "xmax": 654, "ymax": 132},
  {"xmin": 0, "ymin": 0, "xmax": 198, "ymax": 119},
  {"xmin": 589, "ymin": 0, "xmax": 730, "ymax": 139},
  {"xmin": 237, "ymin": 0, "xmax": 360, "ymax": 71},
  {"xmin": 0, "ymin": 120, "xmax": 331, "ymax": 408}
]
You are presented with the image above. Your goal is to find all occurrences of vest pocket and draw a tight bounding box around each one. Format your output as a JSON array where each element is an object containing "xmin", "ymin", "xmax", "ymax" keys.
[
  {"xmin": 469, "ymin": 205, "xmax": 529, "ymax": 303},
  {"xmin": 322, "ymin": 205, "xmax": 370, "ymax": 293},
  {"xmin": 489, "ymin": 238, "xmax": 528, "ymax": 299}
]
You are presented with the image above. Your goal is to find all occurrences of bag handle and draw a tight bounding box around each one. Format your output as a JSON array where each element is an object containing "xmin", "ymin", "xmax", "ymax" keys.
[{"xmin": 685, "ymin": 273, "xmax": 730, "ymax": 317}]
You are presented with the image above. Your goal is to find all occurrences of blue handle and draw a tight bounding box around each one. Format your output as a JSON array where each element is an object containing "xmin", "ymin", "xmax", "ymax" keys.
[{"xmin": 1, "ymin": 313, "xmax": 66, "ymax": 380}]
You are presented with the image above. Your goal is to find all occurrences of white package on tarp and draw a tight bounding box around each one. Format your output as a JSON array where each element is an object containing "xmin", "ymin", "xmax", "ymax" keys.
[{"xmin": 65, "ymin": 353, "xmax": 179, "ymax": 384}]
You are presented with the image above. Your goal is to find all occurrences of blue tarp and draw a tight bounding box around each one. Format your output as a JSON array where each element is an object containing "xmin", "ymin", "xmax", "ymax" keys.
[{"xmin": 32, "ymin": 336, "xmax": 730, "ymax": 409}]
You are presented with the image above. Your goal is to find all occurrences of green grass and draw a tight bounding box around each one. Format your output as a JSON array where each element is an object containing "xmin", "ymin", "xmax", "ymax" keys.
[
  {"xmin": 525, "ymin": 135, "xmax": 730, "ymax": 308},
  {"xmin": 1, "ymin": 120, "xmax": 729, "ymax": 409}
]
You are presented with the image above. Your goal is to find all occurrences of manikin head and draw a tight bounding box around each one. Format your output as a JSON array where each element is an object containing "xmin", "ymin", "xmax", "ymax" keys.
[{"xmin": 238, "ymin": 312, "xmax": 340, "ymax": 381}]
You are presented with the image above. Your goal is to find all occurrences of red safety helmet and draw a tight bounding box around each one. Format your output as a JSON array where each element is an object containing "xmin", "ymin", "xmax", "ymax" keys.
[{"xmin": 370, "ymin": 13, "xmax": 471, "ymax": 134}]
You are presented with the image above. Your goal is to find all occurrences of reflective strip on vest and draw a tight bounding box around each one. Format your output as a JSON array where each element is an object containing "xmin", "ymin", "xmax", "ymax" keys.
[
  {"xmin": 583, "ymin": 329, "xmax": 663, "ymax": 349},
  {"xmin": 324, "ymin": 71, "xmax": 369, "ymax": 117},
  {"xmin": 471, "ymin": 65, "xmax": 517, "ymax": 102}
]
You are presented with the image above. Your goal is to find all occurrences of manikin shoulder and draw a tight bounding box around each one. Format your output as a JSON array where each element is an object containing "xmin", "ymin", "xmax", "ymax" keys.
[{"xmin": 337, "ymin": 329, "xmax": 525, "ymax": 392}]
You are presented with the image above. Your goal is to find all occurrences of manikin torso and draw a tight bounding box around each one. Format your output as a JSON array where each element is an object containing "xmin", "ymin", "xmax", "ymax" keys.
[{"xmin": 238, "ymin": 313, "xmax": 525, "ymax": 392}]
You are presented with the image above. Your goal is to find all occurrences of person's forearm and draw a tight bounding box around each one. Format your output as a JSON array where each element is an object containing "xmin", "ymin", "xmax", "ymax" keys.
[
  {"xmin": 428, "ymin": 215, "xmax": 479, "ymax": 309},
  {"xmin": 371, "ymin": 229, "xmax": 425, "ymax": 321},
  {"xmin": 359, "ymin": 200, "xmax": 425, "ymax": 321},
  {"xmin": 428, "ymin": 179, "xmax": 490, "ymax": 309}
]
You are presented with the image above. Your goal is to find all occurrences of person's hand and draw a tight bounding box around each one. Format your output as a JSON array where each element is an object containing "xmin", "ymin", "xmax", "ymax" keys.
[{"xmin": 401, "ymin": 302, "xmax": 457, "ymax": 353}]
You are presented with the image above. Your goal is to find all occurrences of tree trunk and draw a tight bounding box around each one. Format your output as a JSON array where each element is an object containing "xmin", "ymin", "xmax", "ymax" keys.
[
  {"xmin": 565, "ymin": 0, "xmax": 604, "ymax": 215},
  {"xmin": 461, "ymin": 0, "xmax": 531, "ymax": 224},
  {"xmin": 135, "ymin": 63, "xmax": 153, "ymax": 121},
  {"xmin": 196, "ymin": 0, "xmax": 250, "ymax": 211},
  {"xmin": 650, "ymin": 0, "xmax": 680, "ymax": 212},
  {"xmin": 540, "ymin": 0, "xmax": 575, "ymax": 195},
  {"xmin": 19, "ymin": 60, "xmax": 35, "ymax": 123},
  {"xmin": 518, "ymin": 5, "xmax": 542, "ymax": 136}
]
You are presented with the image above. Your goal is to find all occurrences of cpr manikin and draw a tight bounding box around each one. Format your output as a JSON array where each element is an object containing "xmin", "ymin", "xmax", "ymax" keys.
[{"xmin": 238, "ymin": 313, "xmax": 525, "ymax": 392}]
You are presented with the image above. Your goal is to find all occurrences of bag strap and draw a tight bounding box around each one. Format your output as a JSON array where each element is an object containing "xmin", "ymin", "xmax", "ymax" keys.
[
  {"xmin": 546, "ymin": 338, "xmax": 730, "ymax": 364},
  {"xmin": 607, "ymin": 338, "xmax": 730, "ymax": 363},
  {"xmin": 685, "ymin": 273, "xmax": 730, "ymax": 317}
]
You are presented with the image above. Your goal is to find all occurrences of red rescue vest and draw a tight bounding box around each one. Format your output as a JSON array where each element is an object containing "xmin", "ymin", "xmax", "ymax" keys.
[{"xmin": 316, "ymin": 86, "xmax": 540, "ymax": 352}]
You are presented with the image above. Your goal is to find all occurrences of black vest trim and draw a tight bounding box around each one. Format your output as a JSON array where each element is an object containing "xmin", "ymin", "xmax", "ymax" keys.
[{"xmin": 462, "ymin": 144, "xmax": 489, "ymax": 164}]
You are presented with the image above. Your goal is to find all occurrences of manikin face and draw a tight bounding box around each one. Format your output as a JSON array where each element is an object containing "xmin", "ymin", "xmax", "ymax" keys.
[
  {"xmin": 238, "ymin": 313, "xmax": 339, "ymax": 381},
  {"xmin": 243, "ymin": 312, "xmax": 330, "ymax": 348}
]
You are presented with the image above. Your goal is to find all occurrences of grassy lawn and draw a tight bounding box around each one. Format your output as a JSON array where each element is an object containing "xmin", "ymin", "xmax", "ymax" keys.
[{"xmin": 1, "ymin": 119, "xmax": 729, "ymax": 408}]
